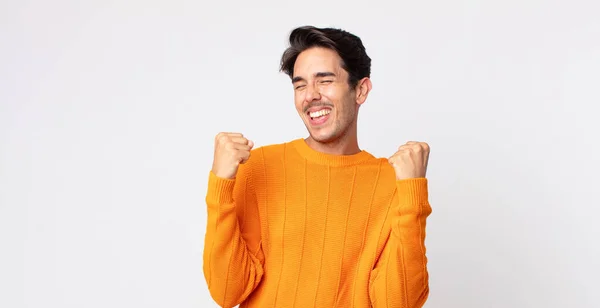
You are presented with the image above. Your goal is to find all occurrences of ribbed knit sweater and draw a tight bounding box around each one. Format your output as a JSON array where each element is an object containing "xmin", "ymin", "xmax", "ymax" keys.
[{"xmin": 203, "ymin": 138, "xmax": 432, "ymax": 308}]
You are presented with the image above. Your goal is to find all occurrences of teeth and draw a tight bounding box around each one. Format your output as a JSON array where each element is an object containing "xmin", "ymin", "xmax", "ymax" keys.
[{"xmin": 309, "ymin": 109, "xmax": 331, "ymax": 118}]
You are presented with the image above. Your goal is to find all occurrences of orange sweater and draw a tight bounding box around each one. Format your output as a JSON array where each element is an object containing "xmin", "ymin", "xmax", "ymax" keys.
[{"xmin": 203, "ymin": 138, "xmax": 432, "ymax": 308}]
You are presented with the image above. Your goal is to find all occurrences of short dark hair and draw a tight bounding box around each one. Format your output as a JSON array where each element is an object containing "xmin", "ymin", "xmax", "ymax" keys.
[{"xmin": 279, "ymin": 26, "xmax": 371, "ymax": 88}]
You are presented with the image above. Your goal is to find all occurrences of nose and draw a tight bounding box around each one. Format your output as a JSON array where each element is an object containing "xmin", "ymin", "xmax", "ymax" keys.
[{"xmin": 304, "ymin": 83, "xmax": 321, "ymax": 103}]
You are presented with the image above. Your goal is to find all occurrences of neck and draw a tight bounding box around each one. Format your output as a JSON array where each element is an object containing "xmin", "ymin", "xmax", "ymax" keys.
[{"xmin": 305, "ymin": 124, "xmax": 360, "ymax": 156}]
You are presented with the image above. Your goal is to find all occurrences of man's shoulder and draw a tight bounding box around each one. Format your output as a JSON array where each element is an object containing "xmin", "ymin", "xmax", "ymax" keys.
[
  {"xmin": 250, "ymin": 138, "xmax": 299, "ymax": 155},
  {"xmin": 238, "ymin": 139, "xmax": 295, "ymax": 180},
  {"xmin": 246, "ymin": 138, "xmax": 298, "ymax": 164}
]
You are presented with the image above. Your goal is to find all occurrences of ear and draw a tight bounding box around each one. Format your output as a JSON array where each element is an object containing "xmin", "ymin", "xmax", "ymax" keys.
[{"xmin": 354, "ymin": 77, "xmax": 372, "ymax": 106}]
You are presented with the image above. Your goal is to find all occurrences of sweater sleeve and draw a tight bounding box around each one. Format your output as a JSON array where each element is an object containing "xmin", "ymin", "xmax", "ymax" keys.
[
  {"xmin": 202, "ymin": 157, "xmax": 265, "ymax": 308},
  {"xmin": 369, "ymin": 178, "xmax": 432, "ymax": 308}
]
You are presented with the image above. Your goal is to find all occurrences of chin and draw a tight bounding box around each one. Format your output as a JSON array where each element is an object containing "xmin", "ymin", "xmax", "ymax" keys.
[
  {"xmin": 308, "ymin": 129, "xmax": 339, "ymax": 144},
  {"xmin": 302, "ymin": 116, "xmax": 345, "ymax": 143}
]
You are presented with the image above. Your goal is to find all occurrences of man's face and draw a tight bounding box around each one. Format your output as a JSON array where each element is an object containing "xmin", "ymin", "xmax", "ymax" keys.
[{"xmin": 292, "ymin": 47, "xmax": 360, "ymax": 143}]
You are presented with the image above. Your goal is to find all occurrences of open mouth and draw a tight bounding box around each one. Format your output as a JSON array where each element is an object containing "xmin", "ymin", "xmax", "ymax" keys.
[
  {"xmin": 308, "ymin": 108, "xmax": 331, "ymax": 120},
  {"xmin": 306, "ymin": 108, "xmax": 332, "ymax": 126}
]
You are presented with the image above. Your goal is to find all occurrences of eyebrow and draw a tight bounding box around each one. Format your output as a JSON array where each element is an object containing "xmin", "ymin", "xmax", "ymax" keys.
[{"xmin": 292, "ymin": 72, "xmax": 336, "ymax": 83}]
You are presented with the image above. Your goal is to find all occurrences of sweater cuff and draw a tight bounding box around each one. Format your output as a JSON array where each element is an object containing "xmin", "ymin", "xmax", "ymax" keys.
[
  {"xmin": 396, "ymin": 178, "xmax": 429, "ymax": 206},
  {"xmin": 207, "ymin": 171, "xmax": 236, "ymax": 204}
]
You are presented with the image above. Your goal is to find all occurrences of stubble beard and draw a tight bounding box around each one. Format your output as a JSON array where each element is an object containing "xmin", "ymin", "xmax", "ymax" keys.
[{"xmin": 308, "ymin": 110, "xmax": 356, "ymax": 145}]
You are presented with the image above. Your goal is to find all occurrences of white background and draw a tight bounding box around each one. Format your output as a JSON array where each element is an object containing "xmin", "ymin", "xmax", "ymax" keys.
[{"xmin": 1, "ymin": 0, "xmax": 599, "ymax": 307}]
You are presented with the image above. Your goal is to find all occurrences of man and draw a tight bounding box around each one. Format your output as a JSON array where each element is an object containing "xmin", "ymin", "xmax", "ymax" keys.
[{"xmin": 203, "ymin": 25, "xmax": 432, "ymax": 308}]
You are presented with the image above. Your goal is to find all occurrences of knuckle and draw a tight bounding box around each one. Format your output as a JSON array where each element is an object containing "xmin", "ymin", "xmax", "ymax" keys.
[{"xmin": 216, "ymin": 132, "xmax": 228, "ymax": 142}]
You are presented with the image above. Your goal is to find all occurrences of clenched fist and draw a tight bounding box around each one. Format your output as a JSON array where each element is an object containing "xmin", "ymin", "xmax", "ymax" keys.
[
  {"xmin": 211, "ymin": 132, "xmax": 254, "ymax": 179},
  {"xmin": 388, "ymin": 141, "xmax": 430, "ymax": 180}
]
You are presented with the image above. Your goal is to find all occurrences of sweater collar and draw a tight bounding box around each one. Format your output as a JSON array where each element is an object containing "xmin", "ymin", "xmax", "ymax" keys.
[{"xmin": 290, "ymin": 138, "xmax": 376, "ymax": 167}]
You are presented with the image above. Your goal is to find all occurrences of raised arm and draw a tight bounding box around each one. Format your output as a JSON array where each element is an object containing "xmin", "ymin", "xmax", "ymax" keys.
[
  {"xmin": 369, "ymin": 141, "xmax": 432, "ymax": 307},
  {"xmin": 202, "ymin": 133, "xmax": 264, "ymax": 307}
]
